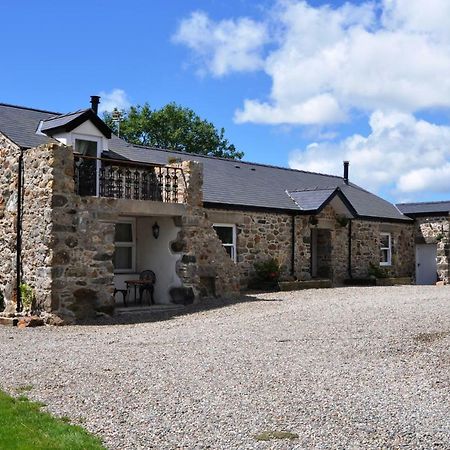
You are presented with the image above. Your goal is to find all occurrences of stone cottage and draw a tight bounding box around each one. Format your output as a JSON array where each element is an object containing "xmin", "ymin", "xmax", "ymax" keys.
[{"xmin": 0, "ymin": 97, "xmax": 447, "ymax": 323}]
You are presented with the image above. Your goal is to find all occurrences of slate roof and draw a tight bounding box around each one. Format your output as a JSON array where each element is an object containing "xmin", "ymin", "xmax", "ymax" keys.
[
  {"xmin": 396, "ymin": 201, "xmax": 450, "ymax": 216},
  {"xmin": 287, "ymin": 188, "xmax": 337, "ymax": 212},
  {"xmin": 106, "ymin": 144, "xmax": 409, "ymax": 221},
  {"xmin": 0, "ymin": 102, "xmax": 410, "ymax": 222},
  {"xmin": 0, "ymin": 103, "xmax": 55, "ymax": 148},
  {"xmin": 41, "ymin": 109, "xmax": 112, "ymax": 138},
  {"xmin": 40, "ymin": 110, "xmax": 88, "ymax": 132}
]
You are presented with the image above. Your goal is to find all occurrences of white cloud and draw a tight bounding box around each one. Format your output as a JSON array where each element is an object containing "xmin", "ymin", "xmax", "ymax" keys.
[
  {"xmin": 98, "ymin": 89, "xmax": 131, "ymax": 113},
  {"xmin": 175, "ymin": 1, "xmax": 450, "ymax": 125},
  {"xmin": 172, "ymin": 11, "xmax": 268, "ymax": 77},
  {"xmin": 235, "ymin": 94, "xmax": 344, "ymax": 124},
  {"xmin": 289, "ymin": 110, "xmax": 450, "ymax": 197}
]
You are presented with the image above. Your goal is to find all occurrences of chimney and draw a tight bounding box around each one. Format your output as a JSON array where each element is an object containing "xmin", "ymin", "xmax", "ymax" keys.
[
  {"xmin": 343, "ymin": 161, "xmax": 349, "ymax": 184},
  {"xmin": 90, "ymin": 95, "xmax": 100, "ymax": 115}
]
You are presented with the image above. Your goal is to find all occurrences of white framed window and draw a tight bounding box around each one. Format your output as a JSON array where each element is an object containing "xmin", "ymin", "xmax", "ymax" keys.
[
  {"xmin": 114, "ymin": 218, "xmax": 136, "ymax": 273},
  {"xmin": 213, "ymin": 224, "xmax": 237, "ymax": 263},
  {"xmin": 380, "ymin": 232, "xmax": 392, "ymax": 266}
]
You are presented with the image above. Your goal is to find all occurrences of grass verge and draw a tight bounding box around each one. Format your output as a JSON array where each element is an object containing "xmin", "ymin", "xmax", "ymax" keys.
[
  {"xmin": 0, "ymin": 390, "xmax": 105, "ymax": 450},
  {"xmin": 254, "ymin": 430, "xmax": 299, "ymax": 441}
]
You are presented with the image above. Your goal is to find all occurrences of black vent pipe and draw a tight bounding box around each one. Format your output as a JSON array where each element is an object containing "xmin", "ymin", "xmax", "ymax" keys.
[
  {"xmin": 343, "ymin": 161, "xmax": 349, "ymax": 184},
  {"xmin": 90, "ymin": 95, "xmax": 100, "ymax": 115}
]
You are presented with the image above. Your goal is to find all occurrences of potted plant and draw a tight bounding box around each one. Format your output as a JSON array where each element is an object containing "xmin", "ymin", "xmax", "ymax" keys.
[{"xmin": 253, "ymin": 258, "xmax": 281, "ymax": 290}]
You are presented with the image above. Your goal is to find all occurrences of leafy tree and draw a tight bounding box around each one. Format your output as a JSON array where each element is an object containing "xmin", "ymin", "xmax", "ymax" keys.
[{"xmin": 104, "ymin": 102, "xmax": 243, "ymax": 159}]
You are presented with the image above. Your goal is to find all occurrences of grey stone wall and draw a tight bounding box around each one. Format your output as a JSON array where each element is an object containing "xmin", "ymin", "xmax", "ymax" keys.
[
  {"xmin": 205, "ymin": 204, "xmax": 415, "ymax": 285},
  {"xmin": 0, "ymin": 132, "xmax": 21, "ymax": 310},
  {"xmin": 21, "ymin": 143, "xmax": 118, "ymax": 322},
  {"xmin": 415, "ymin": 216, "xmax": 450, "ymax": 283},
  {"xmin": 350, "ymin": 220, "xmax": 415, "ymax": 278}
]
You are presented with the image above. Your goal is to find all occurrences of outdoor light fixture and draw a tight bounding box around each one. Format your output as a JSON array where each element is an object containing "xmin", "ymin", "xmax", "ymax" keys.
[{"xmin": 152, "ymin": 222, "xmax": 160, "ymax": 239}]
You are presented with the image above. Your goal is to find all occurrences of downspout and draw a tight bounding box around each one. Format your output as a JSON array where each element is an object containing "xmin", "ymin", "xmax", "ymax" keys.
[
  {"xmin": 291, "ymin": 214, "xmax": 296, "ymax": 277},
  {"xmin": 15, "ymin": 147, "xmax": 24, "ymax": 312},
  {"xmin": 348, "ymin": 218, "xmax": 352, "ymax": 279}
]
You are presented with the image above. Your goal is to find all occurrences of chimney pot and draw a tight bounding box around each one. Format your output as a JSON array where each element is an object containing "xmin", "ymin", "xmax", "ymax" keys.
[
  {"xmin": 90, "ymin": 95, "xmax": 100, "ymax": 114},
  {"xmin": 343, "ymin": 161, "xmax": 349, "ymax": 184}
]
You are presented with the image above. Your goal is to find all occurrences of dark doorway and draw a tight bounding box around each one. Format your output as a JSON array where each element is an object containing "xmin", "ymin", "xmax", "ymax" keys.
[{"xmin": 311, "ymin": 229, "xmax": 332, "ymax": 278}]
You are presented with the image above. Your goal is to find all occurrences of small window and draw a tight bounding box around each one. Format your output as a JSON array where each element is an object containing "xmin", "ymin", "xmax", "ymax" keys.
[
  {"xmin": 380, "ymin": 232, "xmax": 392, "ymax": 266},
  {"xmin": 75, "ymin": 139, "xmax": 97, "ymax": 157},
  {"xmin": 213, "ymin": 224, "xmax": 237, "ymax": 263},
  {"xmin": 114, "ymin": 220, "xmax": 136, "ymax": 272}
]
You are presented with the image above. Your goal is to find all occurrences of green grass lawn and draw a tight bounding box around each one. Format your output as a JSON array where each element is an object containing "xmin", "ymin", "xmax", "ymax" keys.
[{"xmin": 0, "ymin": 390, "xmax": 105, "ymax": 450}]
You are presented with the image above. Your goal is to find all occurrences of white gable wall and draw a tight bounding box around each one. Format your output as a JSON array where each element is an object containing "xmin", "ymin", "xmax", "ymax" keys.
[{"xmin": 52, "ymin": 120, "xmax": 109, "ymax": 153}]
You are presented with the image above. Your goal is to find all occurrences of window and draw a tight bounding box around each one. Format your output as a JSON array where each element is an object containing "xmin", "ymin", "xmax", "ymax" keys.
[
  {"xmin": 213, "ymin": 224, "xmax": 237, "ymax": 262},
  {"xmin": 380, "ymin": 232, "xmax": 392, "ymax": 266},
  {"xmin": 75, "ymin": 139, "xmax": 97, "ymax": 157},
  {"xmin": 114, "ymin": 219, "xmax": 136, "ymax": 272},
  {"xmin": 74, "ymin": 139, "xmax": 99, "ymax": 196}
]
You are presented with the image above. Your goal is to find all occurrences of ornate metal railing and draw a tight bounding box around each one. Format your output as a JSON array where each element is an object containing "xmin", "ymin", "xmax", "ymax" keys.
[{"xmin": 74, "ymin": 154, "xmax": 186, "ymax": 203}]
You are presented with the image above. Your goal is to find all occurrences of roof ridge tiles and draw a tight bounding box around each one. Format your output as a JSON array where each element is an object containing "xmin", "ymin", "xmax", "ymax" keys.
[
  {"xmin": 397, "ymin": 200, "xmax": 450, "ymax": 206},
  {"xmin": 44, "ymin": 109, "xmax": 88, "ymax": 121},
  {"xmin": 0, "ymin": 102, "xmax": 61, "ymax": 115},
  {"xmin": 288, "ymin": 187, "xmax": 337, "ymax": 193}
]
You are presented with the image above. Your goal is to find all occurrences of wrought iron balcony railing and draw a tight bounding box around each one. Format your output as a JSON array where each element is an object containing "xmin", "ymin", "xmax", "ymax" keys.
[{"xmin": 74, "ymin": 154, "xmax": 186, "ymax": 203}]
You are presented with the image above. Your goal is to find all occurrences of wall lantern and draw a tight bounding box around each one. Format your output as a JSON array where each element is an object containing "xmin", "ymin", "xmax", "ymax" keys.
[
  {"xmin": 152, "ymin": 222, "xmax": 160, "ymax": 239},
  {"xmin": 309, "ymin": 216, "xmax": 318, "ymax": 226}
]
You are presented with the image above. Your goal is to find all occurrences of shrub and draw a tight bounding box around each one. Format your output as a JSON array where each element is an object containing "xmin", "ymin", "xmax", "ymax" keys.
[
  {"xmin": 0, "ymin": 290, "xmax": 4, "ymax": 311},
  {"xmin": 254, "ymin": 258, "xmax": 281, "ymax": 282},
  {"xmin": 368, "ymin": 262, "xmax": 389, "ymax": 279},
  {"xmin": 19, "ymin": 283, "xmax": 35, "ymax": 311}
]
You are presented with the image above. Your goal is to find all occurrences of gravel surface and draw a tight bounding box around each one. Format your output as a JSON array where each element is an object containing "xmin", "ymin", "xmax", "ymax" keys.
[{"xmin": 1, "ymin": 286, "xmax": 449, "ymax": 449}]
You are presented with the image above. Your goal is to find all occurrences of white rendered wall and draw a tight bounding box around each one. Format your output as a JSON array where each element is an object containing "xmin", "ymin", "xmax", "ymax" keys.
[
  {"xmin": 52, "ymin": 120, "xmax": 109, "ymax": 152},
  {"xmin": 135, "ymin": 216, "xmax": 182, "ymax": 304}
]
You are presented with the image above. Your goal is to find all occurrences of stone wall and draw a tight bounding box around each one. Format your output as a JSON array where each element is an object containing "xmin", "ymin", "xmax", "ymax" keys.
[
  {"xmin": 0, "ymin": 132, "xmax": 21, "ymax": 310},
  {"xmin": 205, "ymin": 203, "xmax": 415, "ymax": 286},
  {"xmin": 415, "ymin": 216, "xmax": 450, "ymax": 283},
  {"xmin": 175, "ymin": 161, "xmax": 241, "ymax": 299},
  {"xmin": 0, "ymin": 139, "xmax": 237, "ymax": 320},
  {"xmin": 350, "ymin": 220, "xmax": 415, "ymax": 278},
  {"xmin": 21, "ymin": 143, "xmax": 118, "ymax": 322}
]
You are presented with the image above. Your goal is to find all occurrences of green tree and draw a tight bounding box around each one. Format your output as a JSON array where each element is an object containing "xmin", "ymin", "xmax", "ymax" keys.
[{"xmin": 104, "ymin": 102, "xmax": 243, "ymax": 159}]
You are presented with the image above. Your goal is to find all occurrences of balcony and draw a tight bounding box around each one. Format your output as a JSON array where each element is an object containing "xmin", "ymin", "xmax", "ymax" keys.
[{"xmin": 74, "ymin": 154, "xmax": 186, "ymax": 203}]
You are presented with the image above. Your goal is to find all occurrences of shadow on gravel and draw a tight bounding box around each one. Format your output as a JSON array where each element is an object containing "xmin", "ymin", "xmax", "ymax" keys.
[{"xmin": 78, "ymin": 292, "xmax": 284, "ymax": 326}]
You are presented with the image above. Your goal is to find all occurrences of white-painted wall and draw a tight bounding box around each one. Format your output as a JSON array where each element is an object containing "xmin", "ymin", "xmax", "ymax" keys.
[
  {"xmin": 114, "ymin": 216, "xmax": 182, "ymax": 305},
  {"xmin": 136, "ymin": 216, "xmax": 182, "ymax": 304},
  {"xmin": 52, "ymin": 120, "xmax": 109, "ymax": 153}
]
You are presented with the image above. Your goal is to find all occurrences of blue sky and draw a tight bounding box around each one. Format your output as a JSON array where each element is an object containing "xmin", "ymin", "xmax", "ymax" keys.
[{"xmin": 2, "ymin": 0, "xmax": 450, "ymax": 203}]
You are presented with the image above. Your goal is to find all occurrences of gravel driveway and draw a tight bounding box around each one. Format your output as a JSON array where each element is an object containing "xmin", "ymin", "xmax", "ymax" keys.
[{"xmin": 1, "ymin": 286, "xmax": 449, "ymax": 449}]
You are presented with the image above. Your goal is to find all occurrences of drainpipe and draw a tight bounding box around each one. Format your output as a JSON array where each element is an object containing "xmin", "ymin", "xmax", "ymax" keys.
[
  {"xmin": 347, "ymin": 219, "xmax": 352, "ymax": 279},
  {"xmin": 16, "ymin": 148, "xmax": 24, "ymax": 312},
  {"xmin": 291, "ymin": 214, "xmax": 296, "ymax": 277}
]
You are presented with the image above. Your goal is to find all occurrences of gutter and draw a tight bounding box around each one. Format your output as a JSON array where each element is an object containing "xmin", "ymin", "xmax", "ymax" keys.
[
  {"xmin": 15, "ymin": 147, "xmax": 24, "ymax": 312},
  {"xmin": 291, "ymin": 213, "xmax": 296, "ymax": 276},
  {"xmin": 348, "ymin": 219, "xmax": 352, "ymax": 279}
]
